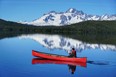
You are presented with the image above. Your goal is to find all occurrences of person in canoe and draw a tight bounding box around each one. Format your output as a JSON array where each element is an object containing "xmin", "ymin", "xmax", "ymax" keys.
[{"xmin": 69, "ymin": 48, "xmax": 77, "ymax": 58}]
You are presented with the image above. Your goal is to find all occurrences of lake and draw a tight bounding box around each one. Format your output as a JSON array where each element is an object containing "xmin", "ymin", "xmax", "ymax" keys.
[{"xmin": 0, "ymin": 34, "xmax": 116, "ymax": 77}]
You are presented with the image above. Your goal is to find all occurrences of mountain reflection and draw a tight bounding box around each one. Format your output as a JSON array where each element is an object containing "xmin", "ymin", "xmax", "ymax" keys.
[{"xmin": 19, "ymin": 34, "xmax": 116, "ymax": 52}]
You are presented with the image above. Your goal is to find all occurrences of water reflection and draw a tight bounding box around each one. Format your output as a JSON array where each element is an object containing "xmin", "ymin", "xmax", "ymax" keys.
[
  {"xmin": 32, "ymin": 58, "xmax": 86, "ymax": 67},
  {"xmin": 32, "ymin": 58, "xmax": 86, "ymax": 74},
  {"xmin": 87, "ymin": 60, "xmax": 109, "ymax": 65},
  {"xmin": 19, "ymin": 34, "xmax": 116, "ymax": 52},
  {"xmin": 0, "ymin": 33, "xmax": 116, "ymax": 76},
  {"xmin": 68, "ymin": 64, "xmax": 76, "ymax": 74}
]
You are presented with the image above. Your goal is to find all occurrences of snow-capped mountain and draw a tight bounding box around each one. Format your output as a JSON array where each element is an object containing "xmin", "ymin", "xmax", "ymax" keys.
[
  {"xmin": 21, "ymin": 8, "xmax": 116, "ymax": 26},
  {"xmin": 19, "ymin": 34, "xmax": 116, "ymax": 52}
]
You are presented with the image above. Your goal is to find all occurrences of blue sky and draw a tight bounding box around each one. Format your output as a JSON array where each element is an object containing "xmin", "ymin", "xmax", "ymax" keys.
[{"xmin": 0, "ymin": 0, "xmax": 116, "ymax": 22}]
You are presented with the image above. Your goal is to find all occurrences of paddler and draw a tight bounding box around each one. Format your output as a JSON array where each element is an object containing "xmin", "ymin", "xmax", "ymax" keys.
[{"xmin": 69, "ymin": 48, "xmax": 77, "ymax": 58}]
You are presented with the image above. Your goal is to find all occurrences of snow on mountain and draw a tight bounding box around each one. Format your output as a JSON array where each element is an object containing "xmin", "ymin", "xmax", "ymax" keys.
[
  {"xmin": 20, "ymin": 8, "xmax": 116, "ymax": 26},
  {"xmin": 18, "ymin": 34, "xmax": 116, "ymax": 52}
]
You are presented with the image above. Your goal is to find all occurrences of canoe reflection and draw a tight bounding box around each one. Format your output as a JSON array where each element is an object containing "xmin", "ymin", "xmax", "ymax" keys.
[
  {"xmin": 32, "ymin": 58, "xmax": 86, "ymax": 67},
  {"xmin": 32, "ymin": 58, "xmax": 86, "ymax": 74}
]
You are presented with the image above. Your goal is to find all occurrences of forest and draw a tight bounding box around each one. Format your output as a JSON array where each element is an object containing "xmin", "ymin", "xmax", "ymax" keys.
[{"xmin": 0, "ymin": 19, "xmax": 116, "ymax": 44}]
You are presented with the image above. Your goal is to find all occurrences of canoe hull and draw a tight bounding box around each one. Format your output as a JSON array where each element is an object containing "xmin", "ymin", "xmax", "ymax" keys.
[{"xmin": 32, "ymin": 50, "xmax": 87, "ymax": 63}]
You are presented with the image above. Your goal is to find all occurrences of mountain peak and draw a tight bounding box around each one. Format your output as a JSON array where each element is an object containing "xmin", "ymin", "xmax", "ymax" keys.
[
  {"xmin": 49, "ymin": 11, "xmax": 57, "ymax": 14},
  {"xmin": 66, "ymin": 8, "xmax": 77, "ymax": 13}
]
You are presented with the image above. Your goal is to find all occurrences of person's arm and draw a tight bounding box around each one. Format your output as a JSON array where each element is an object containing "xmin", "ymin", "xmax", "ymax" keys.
[{"xmin": 68, "ymin": 50, "xmax": 72, "ymax": 54}]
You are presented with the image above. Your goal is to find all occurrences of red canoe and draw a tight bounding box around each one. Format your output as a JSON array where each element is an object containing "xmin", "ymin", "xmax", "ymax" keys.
[
  {"xmin": 32, "ymin": 58, "xmax": 86, "ymax": 67},
  {"xmin": 32, "ymin": 50, "xmax": 87, "ymax": 63}
]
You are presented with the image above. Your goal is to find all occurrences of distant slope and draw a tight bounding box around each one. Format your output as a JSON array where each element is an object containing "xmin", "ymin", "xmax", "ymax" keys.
[
  {"xmin": 20, "ymin": 8, "xmax": 116, "ymax": 26},
  {"xmin": 0, "ymin": 19, "xmax": 116, "ymax": 44}
]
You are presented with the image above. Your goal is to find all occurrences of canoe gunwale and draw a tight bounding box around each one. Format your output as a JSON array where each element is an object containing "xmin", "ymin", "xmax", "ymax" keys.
[{"xmin": 32, "ymin": 50, "xmax": 87, "ymax": 63}]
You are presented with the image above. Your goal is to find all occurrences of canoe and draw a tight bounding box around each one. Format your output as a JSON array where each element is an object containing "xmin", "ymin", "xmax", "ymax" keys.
[
  {"xmin": 32, "ymin": 50, "xmax": 87, "ymax": 63},
  {"xmin": 32, "ymin": 58, "xmax": 86, "ymax": 67}
]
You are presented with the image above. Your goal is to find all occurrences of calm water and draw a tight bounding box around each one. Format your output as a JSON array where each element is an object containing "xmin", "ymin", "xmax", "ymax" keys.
[{"xmin": 0, "ymin": 34, "xmax": 116, "ymax": 77}]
